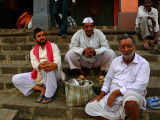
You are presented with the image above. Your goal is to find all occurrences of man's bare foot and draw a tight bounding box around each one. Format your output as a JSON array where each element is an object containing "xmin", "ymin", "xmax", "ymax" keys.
[
  {"xmin": 149, "ymin": 40, "xmax": 155, "ymax": 46},
  {"xmin": 36, "ymin": 94, "xmax": 45, "ymax": 103},
  {"xmin": 143, "ymin": 38, "xmax": 150, "ymax": 50},
  {"xmin": 98, "ymin": 70, "xmax": 105, "ymax": 77},
  {"xmin": 78, "ymin": 69, "xmax": 85, "ymax": 76}
]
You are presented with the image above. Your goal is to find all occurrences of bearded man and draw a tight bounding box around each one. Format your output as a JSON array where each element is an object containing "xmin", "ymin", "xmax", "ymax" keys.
[{"xmin": 12, "ymin": 27, "xmax": 62, "ymax": 104}]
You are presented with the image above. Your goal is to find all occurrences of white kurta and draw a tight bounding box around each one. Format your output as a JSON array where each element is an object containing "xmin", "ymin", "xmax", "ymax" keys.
[
  {"xmin": 30, "ymin": 43, "xmax": 61, "ymax": 84},
  {"xmin": 135, "ymin": 6, "xmax": 159, "ymax": 32},
  {"xmin": 12, "ymin": 42, "xmax": 61, "ymax": 98}
]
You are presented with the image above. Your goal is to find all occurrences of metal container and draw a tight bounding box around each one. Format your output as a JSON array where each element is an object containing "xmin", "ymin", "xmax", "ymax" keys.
[{"xmin": 68, "ymin": 78, "xmax": 79, "ymax": 85}]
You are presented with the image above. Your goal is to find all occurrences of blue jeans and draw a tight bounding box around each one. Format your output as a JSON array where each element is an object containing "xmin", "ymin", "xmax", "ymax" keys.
[{"xmin": 53, "ymin": 0, "xmax": 68, "ymax": 35}]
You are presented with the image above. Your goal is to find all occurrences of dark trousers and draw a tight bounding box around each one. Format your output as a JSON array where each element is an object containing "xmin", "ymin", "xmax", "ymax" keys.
[{"xmin": 53, "ymin": 0, "xmax": 68, "ymax": 35}]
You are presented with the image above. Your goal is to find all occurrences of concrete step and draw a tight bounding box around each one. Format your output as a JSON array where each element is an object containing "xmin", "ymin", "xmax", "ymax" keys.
[
  {"xmin": 0, "ymin": 92, "xmax": 152, "ymax": 120},
  {"xmin": 0, "ymin": 108, "xmax": 18, "ymax": 120}
]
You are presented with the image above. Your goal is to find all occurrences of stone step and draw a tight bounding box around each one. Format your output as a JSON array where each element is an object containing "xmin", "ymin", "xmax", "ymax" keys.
[
  {"xmin": 0, "ymin": 41, "xmax": 152, "ymax": 54},
  {"xmin": 0, "ymin": 50, "xmax": 159, "ymax": 65},
  {"xmin": 0, "ymin": 108, "xmax": 18, "ymax": 120},
  {"xmin": 0, "ymin": 27, "xmax": 134, "ymax": 36},
  {"xmin": 0, "ymin": 92, "xmax": 94, "ymax": 120},
  {"xmin": 0, "ymin": 75, "xmax": 159, "ymax": 97},
  {"xmin": 0, "ymin": 33, "xmax": 138, "ymax": 45},
  {"xmin": 0, "ymin": 92, "xmax": 153, "ymax": 120},
  {"xmin": 0, "ymin": 63, "xmax": 160, "ymax": 77}
]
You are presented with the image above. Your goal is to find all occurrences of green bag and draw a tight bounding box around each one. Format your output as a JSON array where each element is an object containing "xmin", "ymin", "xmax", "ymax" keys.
[{"xmin": 65, "ymin": 80, "xmax": 97, "ymax": 107}]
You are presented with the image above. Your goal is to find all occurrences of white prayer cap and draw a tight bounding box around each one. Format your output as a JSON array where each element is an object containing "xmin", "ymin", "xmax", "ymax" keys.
[{"xmin": 82, "ymin": 17, "xmax": 94, "ymax": 23}]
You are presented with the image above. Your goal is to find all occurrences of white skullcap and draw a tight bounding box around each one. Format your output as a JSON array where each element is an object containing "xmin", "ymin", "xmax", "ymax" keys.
[{"xmin": 82, "ymin": 17, "xmax": 94, "ymax": 23}]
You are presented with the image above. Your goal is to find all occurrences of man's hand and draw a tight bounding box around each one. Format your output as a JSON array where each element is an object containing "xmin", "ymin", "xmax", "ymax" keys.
[
  {"xmin": 89, "ymin": 91, "xmax": 105, "ymax": 102},
  {"xmin": 38, "ymin": 61, "xmax": 47, "ymax": 70},
  {"xmin": 83, "ymin": 47, "xmax": 96, "ymax": 58},
  {"xmin": 148, "ymin": 16, "xmax": 156, "ymax": 27},
  {"xmin": 38, "ymin": 61, "xmax": 57, "ymax": 72},
  {"xmin": 45, "ymin": 62, "xmax": 57, "ymax": 72},
  {"xmin": 107, "ymin": 89, "xmax": 122, "ymax": 108}
]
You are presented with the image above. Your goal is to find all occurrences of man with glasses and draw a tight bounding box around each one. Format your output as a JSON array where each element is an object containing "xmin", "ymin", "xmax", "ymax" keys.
[{"xmin": 85, "ymin": 33, "xmax": 150, "ymax": 120}]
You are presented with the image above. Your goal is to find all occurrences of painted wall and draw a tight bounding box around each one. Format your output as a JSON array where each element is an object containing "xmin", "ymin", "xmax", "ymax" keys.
[
  {"xmin": 121, "ymin": 0, "xmax": 138, "ymax": 12},
  {"xmin": 72, "ymin": 0, "xmax": 114, "ymax": 26}
]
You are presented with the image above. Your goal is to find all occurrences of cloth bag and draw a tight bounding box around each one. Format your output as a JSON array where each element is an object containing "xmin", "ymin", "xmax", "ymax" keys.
[{"xmin": 65, "ymin": 80, "xmax": 97, "ymax": 107}]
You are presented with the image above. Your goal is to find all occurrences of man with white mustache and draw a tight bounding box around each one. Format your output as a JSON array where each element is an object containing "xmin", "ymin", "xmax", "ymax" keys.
[{"xmin": 85, "ymin": 33, "xmax": 150, "ymax": 120}]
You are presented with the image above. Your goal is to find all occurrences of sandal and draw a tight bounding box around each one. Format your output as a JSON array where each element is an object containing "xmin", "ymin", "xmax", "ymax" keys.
[
  {"xmin": 35, "ymin": 94, "xmax": 45, "ymax": 103},
  {"xmin": 42, "ymin": 95, "xmax": 56, "ymax": 104},
  {"xmin": 146, "ymin": 97, "xmax": 160, "ymax": 109},
  {"xmin": 153, "ymin": 96, "xmax": 160, "ymax": 104},
  {"xmin": 96, "ymin": 76, "xmax": 104, "ymax": 85}
]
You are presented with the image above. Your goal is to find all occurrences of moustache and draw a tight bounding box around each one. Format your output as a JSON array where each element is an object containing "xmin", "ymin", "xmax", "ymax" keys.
[{"xmin": 40, "ymin": 38, "xmax": 46, "ymax": 41}]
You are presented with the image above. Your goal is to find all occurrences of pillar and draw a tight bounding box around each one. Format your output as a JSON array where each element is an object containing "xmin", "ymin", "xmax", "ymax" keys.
[
  {"xmin": 32, "ymin": 0, "xmax": 51, "ymax": 30},
  {"xmin": 118, "ymin": 0, "xmax": 138, "ymax": 30}
]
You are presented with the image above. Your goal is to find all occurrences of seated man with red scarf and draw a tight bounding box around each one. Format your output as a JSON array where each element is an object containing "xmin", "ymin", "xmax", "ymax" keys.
[{"xmin": 12, "ymin": 27, "xmax": 62, "ymax": 104}]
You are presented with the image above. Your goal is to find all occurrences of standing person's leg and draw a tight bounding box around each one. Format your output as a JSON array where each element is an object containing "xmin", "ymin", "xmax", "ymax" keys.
[
  {"xmin": 60, "ymin": 0, "xmax": 68, "ymax": 36},
  {"xmin": 53, "ymin": 0, "xmax": 62, "ymax": 28},
  {"xmin": 42, "ymin": 70, "xmax": 61, "ymax": 103},
  {"xmin": 64, "ymin": 50, "xmax": 90, "ymax": 76}
]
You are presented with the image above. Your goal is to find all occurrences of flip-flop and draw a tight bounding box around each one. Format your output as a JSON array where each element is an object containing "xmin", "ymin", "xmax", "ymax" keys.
[
  {"xmin": 42, "ymin": 95, "xmax": 56, "ymax": 104},
  {"xmin": 35, "ymin": 94, "xmax": 45, "ymax": 103},
  {"xmin": 146, "ymin": 97, "xmax": 160, "ymax": 110}
]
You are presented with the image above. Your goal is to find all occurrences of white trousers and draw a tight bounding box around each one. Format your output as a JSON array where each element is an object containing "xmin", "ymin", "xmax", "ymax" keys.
[
  {"xmin": 85, "ymin": 92, "xmax": 145, "ymax": 120},
  {"xmin": 135, "ymin": 16, "xmax": 154, "ymax": 39},
  {"xmin": 12, "ymin": 70, "xmax": 61, "ymax": 98},
  {"xmin": 64, "ymin": 49, "xmax": 116, "ymax": 72}
]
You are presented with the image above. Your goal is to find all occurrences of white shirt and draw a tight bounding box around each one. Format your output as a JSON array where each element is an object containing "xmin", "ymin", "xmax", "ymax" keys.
[
  {"xmin": 135, "ymin": 6, "xmax": 159, "ymax": 32},
  {"xmin": 30, "ymin": 43, "xmax": 61, "ymax": 84},
  {"xmin": 69, "ymin": 29, "xmax": 109, "ymax": 63},
  {"xmin": 102, "ymin": 53, "xmax": 150, "ymax": 98}
]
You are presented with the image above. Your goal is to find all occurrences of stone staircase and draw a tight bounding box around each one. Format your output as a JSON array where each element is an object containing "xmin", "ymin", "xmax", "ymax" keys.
[{"xmin": 0, "ymin": 27, "xmax": 160, "ymax": 120}]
